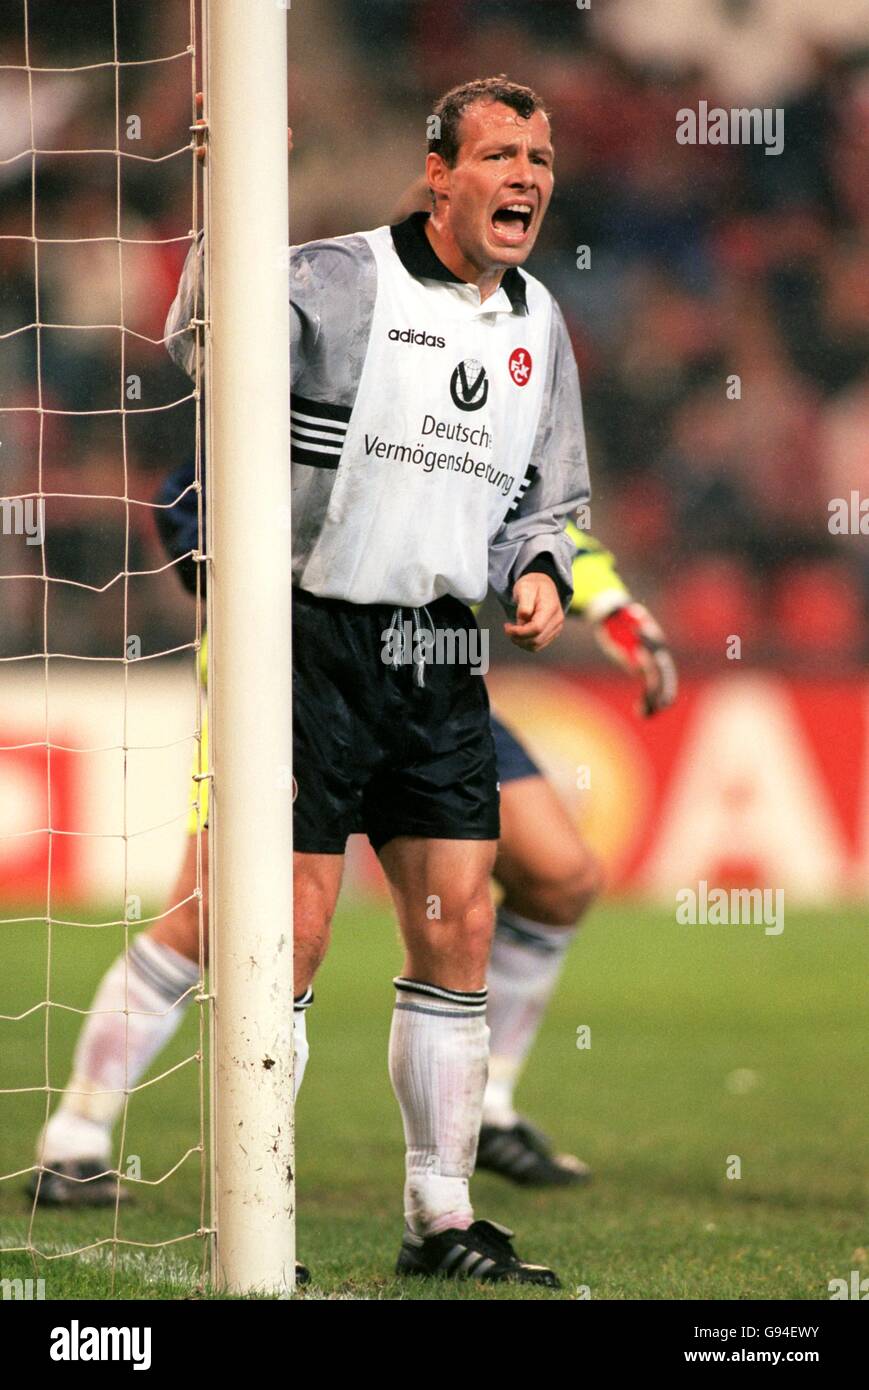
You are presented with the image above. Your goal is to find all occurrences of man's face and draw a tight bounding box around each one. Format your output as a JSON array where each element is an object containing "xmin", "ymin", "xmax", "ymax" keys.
[{"xmin": 428, "ymin": 100, "xmax": 555, "ymax": 272}]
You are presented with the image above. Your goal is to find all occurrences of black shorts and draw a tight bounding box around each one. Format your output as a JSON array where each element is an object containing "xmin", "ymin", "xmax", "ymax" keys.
[
  {"xmin": 490, "ymin": 713, "xmax": 542, "ymax": 784},
  {"xmin": 293, "ymin": 588, "xmax": 500, "ymax": 855}
]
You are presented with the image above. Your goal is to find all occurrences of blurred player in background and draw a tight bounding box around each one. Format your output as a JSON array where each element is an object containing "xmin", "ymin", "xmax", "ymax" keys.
[{"xmin": 481, "ymin": 527, "xmax": 675, "ymax": 1184}]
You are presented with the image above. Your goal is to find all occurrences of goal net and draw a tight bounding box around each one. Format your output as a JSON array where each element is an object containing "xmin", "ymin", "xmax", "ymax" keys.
[{"xmin": 0, "ymin": 0, "xmax": 292, "ymax": 1298}]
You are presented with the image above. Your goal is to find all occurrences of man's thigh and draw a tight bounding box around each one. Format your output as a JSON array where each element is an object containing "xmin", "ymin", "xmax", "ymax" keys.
[
  {"xmin": 293, "ymin": 850, "xmax": 345, "ymax": 988},
  {"xmin": 495, "ymin": 774, "xmax": 589, "ymax": 891}
]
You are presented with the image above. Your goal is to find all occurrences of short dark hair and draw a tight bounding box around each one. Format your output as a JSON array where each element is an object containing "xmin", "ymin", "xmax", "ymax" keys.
[{"xmin": 428, "ymin": 76, "xmax": 550, "ymax": 167}]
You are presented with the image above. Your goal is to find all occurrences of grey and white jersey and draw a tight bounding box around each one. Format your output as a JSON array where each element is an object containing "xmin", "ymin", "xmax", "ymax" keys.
[{"xmin": 165, "ymin": 212, "xmax": 590, "ymax": 609}]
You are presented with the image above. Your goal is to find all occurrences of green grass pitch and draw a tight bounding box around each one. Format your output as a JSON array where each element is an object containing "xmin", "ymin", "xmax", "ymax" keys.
[{"xmin": 1, "ymin": 900, "xmax": 866, "ymax": 1300}]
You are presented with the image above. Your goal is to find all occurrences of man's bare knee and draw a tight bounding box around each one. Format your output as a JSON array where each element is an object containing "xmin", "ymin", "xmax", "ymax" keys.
[
  {"xmin": 559, "ymin": 849, "xmax": 604, "ymax": 920},
  {"xmin": 456, "ymin": 888, "xmax": 496, "ymax": 958},
  {"xmin": 503, "ymin": 848, "xmax": 604, "ymax": 927},
  {"xmin": 404, "ymin": 885, "xmax": 494, "ymax": 987},
  {"xmin": 434, "ymin": 886, "xmax": 494, "ymax": 952}
]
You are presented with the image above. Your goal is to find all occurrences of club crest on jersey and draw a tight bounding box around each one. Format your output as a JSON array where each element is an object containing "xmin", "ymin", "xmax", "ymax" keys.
[
  {"xmin": 450, "ymin": 359, "xmax": 489, "ymax": 412},
  {"xmin": 508, "ymin": 347, "xmax": 532, "ymax": 386}
]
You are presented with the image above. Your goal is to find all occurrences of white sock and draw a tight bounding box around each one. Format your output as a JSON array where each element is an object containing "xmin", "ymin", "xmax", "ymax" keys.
[
  {"xmin": 40, "ymin": 954, "xmax": 312, "ymax": 1168},
  {"xmin": 293, "ymin": 987, "xmax": 312, "ymax": 1099},
  {"xmin": 482, "ymin": 907, "xmax": 577, "ymax": 1130},
  {"xmin": 39, "ymin": 935, "xmax": 200, "ymax": 1165},
  {"xmin": 388, "ymin": 977, "xmax": 489, "ymax": 1237}
]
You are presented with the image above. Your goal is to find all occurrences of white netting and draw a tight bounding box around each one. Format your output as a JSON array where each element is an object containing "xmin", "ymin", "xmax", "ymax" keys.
[{"xmin": 0, "ymin": 0, "xmax": 209, "ymax": 1296}]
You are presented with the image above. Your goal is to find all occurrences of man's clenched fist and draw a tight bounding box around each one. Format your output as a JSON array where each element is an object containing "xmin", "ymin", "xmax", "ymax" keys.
[{"xmin": 505, "ymin": 573, "xmax": 564, "ymax": 652}]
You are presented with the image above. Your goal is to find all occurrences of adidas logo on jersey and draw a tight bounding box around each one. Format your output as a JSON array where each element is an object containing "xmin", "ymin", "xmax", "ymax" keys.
[{"xmin": 388, "ymin": 328, "xmax": 446, "ymax": 348}]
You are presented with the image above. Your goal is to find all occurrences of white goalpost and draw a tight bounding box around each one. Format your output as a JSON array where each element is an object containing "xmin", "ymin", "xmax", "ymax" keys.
[{"xmin": 204, "ymin": 0, "xmax": 295, "ymax": 1295}]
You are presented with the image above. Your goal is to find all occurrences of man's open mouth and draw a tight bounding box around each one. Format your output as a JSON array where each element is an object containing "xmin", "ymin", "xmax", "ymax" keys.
[{"xmin": 490, "ymin": 202, "xmax": 534, "ymax": 245}]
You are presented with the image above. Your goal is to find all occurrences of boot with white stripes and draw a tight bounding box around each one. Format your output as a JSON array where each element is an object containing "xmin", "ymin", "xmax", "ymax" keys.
[
  {"xmin": 396, "ymin": 1218, "xmax": 560, "ymax": 1287},
  {"xmin": 476, "ymin": 1118, "xmax": 592, "ymax": 1187}
]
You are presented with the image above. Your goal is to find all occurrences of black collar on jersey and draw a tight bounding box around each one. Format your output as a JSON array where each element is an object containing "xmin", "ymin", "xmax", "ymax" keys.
[{"xmin": 390, "ymin": 211, "xmax": 529, "ymax": 315}]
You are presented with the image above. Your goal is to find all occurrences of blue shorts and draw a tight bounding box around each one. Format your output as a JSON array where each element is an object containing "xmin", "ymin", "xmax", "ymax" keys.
[{"xmin": 490, "ymin": 713, "xmax": 542, "ymax": 785}]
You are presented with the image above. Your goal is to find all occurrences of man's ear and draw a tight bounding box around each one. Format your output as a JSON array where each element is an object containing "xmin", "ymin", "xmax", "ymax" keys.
[{"xmin": 425, "ymin": 151, "xmax": 450, "ymax": 204}]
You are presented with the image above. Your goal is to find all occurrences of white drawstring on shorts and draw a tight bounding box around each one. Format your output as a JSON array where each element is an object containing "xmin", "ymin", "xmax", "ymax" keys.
[{"xmin": 385, "ymin": 606, "xmax": 436, "ymax": 687}]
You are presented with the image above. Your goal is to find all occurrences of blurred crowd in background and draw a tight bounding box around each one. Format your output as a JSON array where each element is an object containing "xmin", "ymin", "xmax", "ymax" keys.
[{"xmin": 0, "ymin": 0, "xmax": 867, "ymax": 668}]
